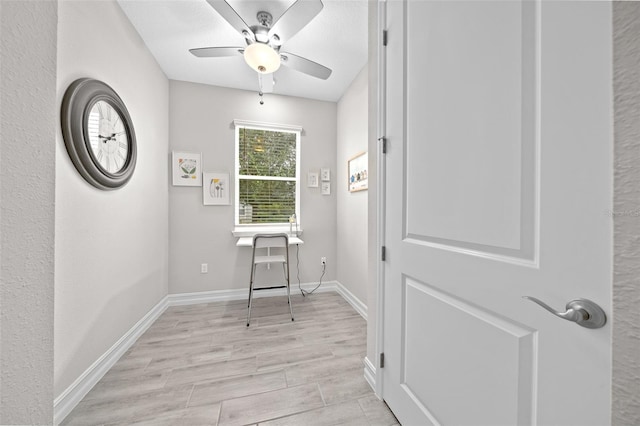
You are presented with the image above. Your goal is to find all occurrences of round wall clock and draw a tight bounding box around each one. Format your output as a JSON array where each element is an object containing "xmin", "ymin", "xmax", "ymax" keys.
[{"xmin": 61, "ymin": 78, "xmax": 137, "ymax": 190}]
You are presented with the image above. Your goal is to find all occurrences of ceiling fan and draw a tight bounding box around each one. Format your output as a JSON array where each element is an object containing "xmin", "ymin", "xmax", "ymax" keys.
[{"xmin": 190, "ymin": 0, "xmax": 332, "ymax": 81}]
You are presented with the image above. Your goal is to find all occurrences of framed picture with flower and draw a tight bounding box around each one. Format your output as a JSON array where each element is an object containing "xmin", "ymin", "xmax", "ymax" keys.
[
  {"xmin": 203, "ymin": 172, "xmax": 230, "ymax": 205},
  {"xmin": 172, "ymin": 151, "xmax": 202, "ymax": 186}
]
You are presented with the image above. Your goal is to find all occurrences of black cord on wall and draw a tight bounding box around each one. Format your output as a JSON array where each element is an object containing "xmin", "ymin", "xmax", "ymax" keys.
[{"xmin": 296, "ymin": 243, "xmax": 325, "ymax": 297}]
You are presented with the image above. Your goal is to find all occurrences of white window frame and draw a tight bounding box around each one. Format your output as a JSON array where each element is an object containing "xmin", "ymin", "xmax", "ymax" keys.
[{"xmin": 232, "ymin": 119, "xmax": 302, "ymax": 237}]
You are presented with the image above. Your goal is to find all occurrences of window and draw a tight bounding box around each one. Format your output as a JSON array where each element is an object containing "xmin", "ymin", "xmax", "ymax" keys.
[{"xmin": 234, "ymin": 120, "xmax": 301, "ymax": 228}]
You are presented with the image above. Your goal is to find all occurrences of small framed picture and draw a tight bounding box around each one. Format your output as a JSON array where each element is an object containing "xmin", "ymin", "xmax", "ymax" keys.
[
  {"xmin": 308, "ymin": 172, "xmax": 319, "ymax": 188},
  {"xmin": 172, "ymin": 151, "xmax": 202, "ymax": 186},
  {"xmin": 322, "ymin": 182, "xmax": 331, "ymax": 195},
  {"xmin": 203, "ymin": 172, "xmax": 230, "ymax": 205},
  {"xmin": 348, "ymin": 151, "xmax": 368, "ymax": 192},
  {"xmin": 321, "ymin": 168, "xmax": 331, "ymax": 181}
]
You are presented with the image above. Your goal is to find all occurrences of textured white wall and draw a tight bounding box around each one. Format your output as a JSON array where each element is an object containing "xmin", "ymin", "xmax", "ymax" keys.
[
  {"xmin": 612, "ymin": 3, "xmax": 640, "ymax": 424},
  {"xmin": 337, "ymin": 66, "xmax": 369, "ymax": 304},
  {"xmin": 169, "ymin": 81, "xmax": 337, "ymax": 294},
  {"xmin": 0, "ymin": 1, "xmax": 57, "ymax": 423},
  {"xmin": 55, "ymin": 0, "xmax": 169, "ymax": 397}
]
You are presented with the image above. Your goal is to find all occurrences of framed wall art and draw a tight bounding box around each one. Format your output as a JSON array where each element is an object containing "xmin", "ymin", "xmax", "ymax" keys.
[
  {"xmin": 348, "ymin": 151, "xmax": 368, "ymax": 192},
  {"xmin": 172, "ymin": 151, "xmax": 202, "ymax": 186},
  {"xmin": 203, "ymin": 172, "xmax": 230, "ymax": 205}
]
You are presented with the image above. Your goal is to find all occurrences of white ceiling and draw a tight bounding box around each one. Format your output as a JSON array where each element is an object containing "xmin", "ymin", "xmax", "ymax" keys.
[{"xmin": 117, "ymin": 0, "xmax": 369, "ymax": 102}]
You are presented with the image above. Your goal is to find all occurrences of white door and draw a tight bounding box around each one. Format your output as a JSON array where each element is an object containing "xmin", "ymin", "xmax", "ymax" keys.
[{"xmin": 382, "ymin": 1, "xmax": 612, "ymax": 425}]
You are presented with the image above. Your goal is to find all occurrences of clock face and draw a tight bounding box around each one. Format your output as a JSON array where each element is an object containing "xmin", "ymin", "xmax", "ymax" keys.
[{"xmin": 87, "ymin": 101, "xmax": 129, "ymax": 174}]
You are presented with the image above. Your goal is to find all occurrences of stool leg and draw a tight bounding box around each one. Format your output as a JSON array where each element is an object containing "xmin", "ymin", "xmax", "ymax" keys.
[
  {"xmin": 285, "ymin": 261, "xmax": 294, "ymax": 321},
  {"xmin": 282, "ymin": 263, "xmax": 289, "ymax": 305},
  {"xmin": 247, "ymin": 263, "xmax": 255, "ymax": 327}
]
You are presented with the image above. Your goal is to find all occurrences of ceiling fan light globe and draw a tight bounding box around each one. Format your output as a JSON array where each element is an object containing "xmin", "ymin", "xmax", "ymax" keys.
[{"xmin": 244, "ymin": 43, "xmax": 281, "ymax": 74}]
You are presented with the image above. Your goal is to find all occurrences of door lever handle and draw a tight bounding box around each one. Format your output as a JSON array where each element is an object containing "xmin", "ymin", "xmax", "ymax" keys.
[{"xmin": 523, "ymin": 296, "xmax": 606, "ymax": 329}]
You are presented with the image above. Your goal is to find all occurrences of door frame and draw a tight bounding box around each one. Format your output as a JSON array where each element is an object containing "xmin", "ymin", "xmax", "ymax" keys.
[{"xmin": 373, "ymin": 0, "xmax": 387, "ymax": 400}]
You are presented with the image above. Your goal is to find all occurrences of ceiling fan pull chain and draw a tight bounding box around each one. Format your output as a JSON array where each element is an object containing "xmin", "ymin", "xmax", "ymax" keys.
[{"xmin": 258, "ymin": 74, "xmax": 265, "ymax": 105}]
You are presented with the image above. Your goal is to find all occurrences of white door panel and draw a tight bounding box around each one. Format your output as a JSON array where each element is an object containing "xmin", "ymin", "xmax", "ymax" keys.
[
  {"xmin": 402, "ymin": 278, "xmax": 536, "ymax": 426},
  {"xmin": 382, "ymin": 1, "xmax": 612, "ymax": 425},
  {"xmin": 406, "ymin": 0, "xmax": 532, "ymax": 253}
]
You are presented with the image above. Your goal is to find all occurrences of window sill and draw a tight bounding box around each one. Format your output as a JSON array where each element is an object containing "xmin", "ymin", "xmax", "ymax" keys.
[{"xmin": 232, "ymin": 226, "xmax": 303, "ymax": 238}]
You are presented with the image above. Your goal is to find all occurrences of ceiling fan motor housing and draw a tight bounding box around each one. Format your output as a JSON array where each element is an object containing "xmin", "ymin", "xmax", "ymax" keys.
[
  {"xmin": 251, "ymin": 12, "xmax": 281, "ymax": 48},
  {"xmin": 250, "ymin": 26, "xmax": 272, "ymax": 45}
]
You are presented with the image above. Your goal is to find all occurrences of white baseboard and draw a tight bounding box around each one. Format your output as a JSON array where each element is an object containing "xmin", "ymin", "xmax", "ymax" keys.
[
  {"xmin": 167, "ymin": 281, "xmax": 337, "ymax": 306},
  {"xmin": 53, "ymin": 297, "xmax": 169, "ymax": 425},
  {"xmin": 53, "ymin": 280, "xmax": 368, "ymax": 425},
  {"xmin": 364, "ymin": 356, "xmax": 377, "ymax": 392},
  {"xmin": 334, "ymin": 281, "xmax": 367, "ymax": 320}
]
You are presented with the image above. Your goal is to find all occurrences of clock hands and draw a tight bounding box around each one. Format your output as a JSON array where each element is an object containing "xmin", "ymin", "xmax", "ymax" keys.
[{"xmin": 98, "ymin": 133, "xmax": 119, "ymax": 142}]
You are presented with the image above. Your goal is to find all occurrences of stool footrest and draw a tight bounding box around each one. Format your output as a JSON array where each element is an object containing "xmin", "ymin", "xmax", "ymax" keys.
[{"xmin": 253, "ymin": 285, "xmax": 287, "ymax": 291}]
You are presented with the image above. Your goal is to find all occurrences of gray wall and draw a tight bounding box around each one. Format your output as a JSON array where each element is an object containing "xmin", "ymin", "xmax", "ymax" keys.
[
  {"xmin": 55, "ymin": 0, "xmax": 169, "ymax": 397},
  {"xmin": 336, "ymin": 66, "xmax": 369, "ymax": 304},
  {"xmin": 169, "ymin": 81, "xmax": 337, "ymax": 294},
  {"xmin": 612, "ymin": 2, "xmax": 640, "ymax": 424},
  {"xmin": 0, "ymin": 1, "xmax": 57, "ymax": 423}
]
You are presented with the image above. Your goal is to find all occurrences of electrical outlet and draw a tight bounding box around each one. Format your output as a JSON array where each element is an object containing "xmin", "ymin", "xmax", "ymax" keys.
[
  {"xmin": 321, "ymin": 257, "xmax": 327, "ymax": 265},
  {"xmin": 201, "ymin": 263, "xmax": 208, "ymax": 273}
]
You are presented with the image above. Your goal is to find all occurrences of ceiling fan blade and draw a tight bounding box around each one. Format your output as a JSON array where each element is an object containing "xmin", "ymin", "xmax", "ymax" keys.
[
  {"xmin": 279, "ymin": 52, "xmax": 332, "ymax": 80},
  {"xmin": 268, "ymin": 0, "xmax": 324, "ymax": 44},
  {"xmin": 189, "ymin": 46, "xmax": 244, "ymax": 58},
  {"xmin": 205, "ymin": 0, "xmax": 255, "ymax": 41}
]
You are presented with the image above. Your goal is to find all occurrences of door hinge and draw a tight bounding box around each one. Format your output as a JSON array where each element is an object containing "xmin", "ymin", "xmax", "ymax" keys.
[
  {"xmin": 381, "ymin": 246, "xmax": 386, "ymax": 261},
  {"xmin": 379, "ymin": 352, "xmax": 385, "ymax": 369},
  {"xmin": 383, "ymin": 30, "xmax": 388, "ymax": 46},
  {"xmin": 379, "ymin": 137, "xmax": 387, "ymax": 154}
]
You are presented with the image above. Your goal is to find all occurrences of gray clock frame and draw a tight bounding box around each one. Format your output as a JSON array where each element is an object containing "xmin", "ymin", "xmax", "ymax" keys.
[{"xmin": 61, "ymin": 78, "xmax": 137, "ymax": 190}]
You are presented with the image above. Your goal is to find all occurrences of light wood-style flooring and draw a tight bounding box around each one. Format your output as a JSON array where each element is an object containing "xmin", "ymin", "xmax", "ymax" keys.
[{"xmin": 63, "ymin": 292, "xmax": 398, "ymax": 425}]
